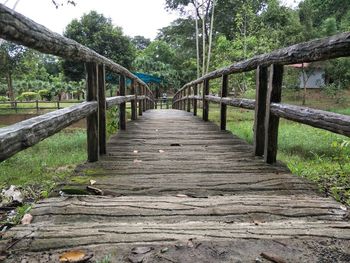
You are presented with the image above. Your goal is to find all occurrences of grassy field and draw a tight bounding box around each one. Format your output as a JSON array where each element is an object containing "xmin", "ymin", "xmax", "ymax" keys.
[{"xmin": 200, "ymin": 96, "xmax": 350, "ymax": 205}]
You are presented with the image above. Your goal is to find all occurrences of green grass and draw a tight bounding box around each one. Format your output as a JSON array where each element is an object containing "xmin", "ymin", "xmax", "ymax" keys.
[
  {"xmin": 0, "ymin": 130, "xmax": 86, "ymax": 190},
  {"xmin": 202, "ymin": 102, "xmax": 350, "ymax": 205}
]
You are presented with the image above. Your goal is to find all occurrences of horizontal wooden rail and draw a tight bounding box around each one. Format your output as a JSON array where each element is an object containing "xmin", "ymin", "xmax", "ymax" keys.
[
  {"xmin": 270, "ymin": 103, "xmax": 350, "ymax": 137},
  {"xmin": 206, "ymin": 95, "xmax": 255, "ymax": 110},
  {"xmin": 0, "ymin": 101, "xmax": 97, "ymax": 161},
  {"xmin": 175, "ymin": 32, "xmax": 350, "ymax": 94},
  {"xmin": 106, "ymin": 95, "xmax": 135, "ymax": 109}
]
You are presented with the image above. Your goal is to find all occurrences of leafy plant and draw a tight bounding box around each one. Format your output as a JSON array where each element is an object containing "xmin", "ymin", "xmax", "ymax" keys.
[
  {"xmin": 21, "ymin": 91, "xmax": 39, "ymax": 101},
  {"xmin": 0, "ymin": 96, "xmax": 8, "ymax": 102}
]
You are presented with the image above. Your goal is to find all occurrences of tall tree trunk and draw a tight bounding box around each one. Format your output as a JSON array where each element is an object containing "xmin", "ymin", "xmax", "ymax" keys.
[
  {"xmin": 206, "ymin": 0, "xmax": 216, "ymax": 74},
  {"xmin": 201, "ymin": 0, "xmax": 206, "ymax": 77},
  {"xmin": 194, "ymin": 2, "xmax": 200, "ymax": 79},
  {"xmin": 6, "ymin": 72, "xmax": 15, "ymax": 102}
]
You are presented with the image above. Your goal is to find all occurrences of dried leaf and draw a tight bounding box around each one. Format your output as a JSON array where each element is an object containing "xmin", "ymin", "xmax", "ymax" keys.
[
  {"xmin": 1, "ymin": 185, "xmax": 23, "ymax": 203},
  {"xmin": 176, "ymin": 194, "xmax": 188, "ymax": 198},
  {"xmin": 131, "ymin": 246, "xmax": 154, "ymax": 254},
  {"xmin": 159, "ymin": 150, "xmax": 165, "ymax": 153},
  {"xmin": 59, "ymin": 250, "xmax": 92, "ymax": 262},
  {"xmin": 21, "ymin": 214, "xmax": 33, "ymax": 225},
  {"xmin": 133, "ymin": 150, "xmax": 138, "ymax": 154},
  {"xmin": 86, "ymin": 186, "xmax": 103, "ymax": 195},
  {"xmin": 133, "ymin": 159, "xmax": 142, "ymax": 164},
  {"xmin": 89, "ymin": 180, "xmax": 96, "ymax": 186},
  {"xmin": 161, "ymin": 247, "xmax": 169, "ymax": 253},
  {"xmin": 340, "ymin": 205, "xmax": 347, "ymax": 211},
  {"xmin": 187, "ymin": 238, "xmax": 194, "ymax": 248},
  {"xmin": 260, "ymin": 252, "xmax": 287, "ymax": 263}
]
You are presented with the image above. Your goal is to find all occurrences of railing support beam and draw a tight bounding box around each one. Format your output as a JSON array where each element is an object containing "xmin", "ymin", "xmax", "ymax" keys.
[
  {"xmin": 203, "ymin": 80, "xmax": 209, "ymax": 121},
  {"xmin": 193, "ymin": 84, "xmax": 198, "ymax": 116},
  {"xmin": 220, "ymin": 75, "xmax": 228, "ymax": 130},
  {"xmin": 131, "ymin": 79, "xmax": 137, "ymax": 121},
  {"xmin": 253, "ymin": 66, "xmax": 268, "ymax": 156},
  {"xmin": 264, "ymin": 64, "xmax": 284, "ymax": 164},
  {"xmin": 98, "ymin": 64, "xmax": 106, "ymax": 155},
  {"xmin": 86, "ymin": 62, "xmax": 99, "ymax": 162},
  {"xmin": 119, "ymin": 74, "xmax": 126, "ymax": 130}
]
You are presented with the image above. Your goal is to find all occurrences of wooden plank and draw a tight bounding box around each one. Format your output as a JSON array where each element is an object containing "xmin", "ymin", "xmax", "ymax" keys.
[
  {"xmin": 203, "ymin": 80, "xmax": 209, "ymax": 121},
  {"xmin": 119, "ymin": 75, "xmax": 126, "ymax": 130},
  {"xmin": 142, "ymin": 86, "xmax": 146, "ymax": 112},
  {"xmin": 264, "ymin": 65, "xmax": 284, "ymax": 164},
  {"xmin": 106, "ymin": 95, "xmax": 135, "ymax": 109},
  {"xmin": 138, "ymin": 84, "xmax": 143, "ymax": 116},
  {"xmin": 253, "ymin": 66, "xmax": 268, "ymax": 156},
  {"xmin": 86, "ymin": 62, "xmax": 99, "ymax": 162},
  {"xmin": 98, "ymin": 64, "xmax": 107, "ymax": 155},
  {"xmin": 220, "ymin": 75, "xmax": 228, "ymax": 130}
]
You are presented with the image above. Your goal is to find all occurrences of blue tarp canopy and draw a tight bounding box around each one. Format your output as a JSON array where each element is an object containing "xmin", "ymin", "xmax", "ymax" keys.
[{"xmin": 133, "ymin": 72, "xmax": 163, "ymax": 85}]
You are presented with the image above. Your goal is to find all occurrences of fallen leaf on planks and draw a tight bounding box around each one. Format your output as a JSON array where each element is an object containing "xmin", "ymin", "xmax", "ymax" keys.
[
  {"xmin": 21, "ymin": 214, "xmax": 33, "ymax": 225},
  {"xmin": 89, "ymin": 180, "xmax": 96, "ymax": 186},
  {"xmin": 176, "ymin": 194, "xmax": 189, "ymax": 198},
  {"xmin": 260, "ymin": 252, "xmax": 287, "ymax": 263},
  {"xmin": 133, "ymin": 159, "xmax": 142, "ymax": 164},
  {"xmin": 131, "ymin": 246, "xmax": 154, "ymax": 254},
  {"xmin": 86, "ymin": 186, "xmax": 103, "ymax": 196},
  {"xmin": 159, "ymin": 150, "xmax": 165, "ymax": 153},
  {"xmin": 59, "ymin": 250, "xmax": 93, "ymax": 262},
  {"xmin": 133, "ymin": 150, "xmax": 138, "ymax": 154}
]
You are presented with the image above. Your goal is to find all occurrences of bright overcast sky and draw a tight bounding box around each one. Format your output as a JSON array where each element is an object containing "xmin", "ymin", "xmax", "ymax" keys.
[{"xmin": 3, "ymin": 0, "xmax": 301, "ymax": 40}]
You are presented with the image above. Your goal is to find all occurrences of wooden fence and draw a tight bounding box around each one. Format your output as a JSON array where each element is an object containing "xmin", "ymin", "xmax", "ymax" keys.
[
  {"xmin": 173, "ymin": 32, "xmax": 350, "ymax": 164},
  {"xmin": 0, "ymin": 4, "xmax": 154, "ymax": 162},
  {"xmin": 0, "ymin": 100, "xmax": 84, "ymax": 112}
]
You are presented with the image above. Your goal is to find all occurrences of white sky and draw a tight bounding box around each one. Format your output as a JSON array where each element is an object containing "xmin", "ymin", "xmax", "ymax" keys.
[{"xmin": 3, "ymin": 0, "xmax": 301, "ymax": 40}]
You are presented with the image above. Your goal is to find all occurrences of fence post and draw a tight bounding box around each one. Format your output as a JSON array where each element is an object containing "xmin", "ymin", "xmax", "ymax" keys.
[
  {"xmin": 182, "ymin": 90, "xmax": 186, "ymax": 111},
  {"xmin": 86, "ymin": 62, "xmax": 99, "ymax": 162},
  {"xmin": 138, "ymin": 84, "xmax": 143, "ymax": 116},
  {"xmin": 119, "ymin": 74, "xmax": 126, "ymax": 130},
  {"xmin": 98, "ymin": 64, "xmax": 107, "ymax": 155},
  {"xmin": 131, "ymin": 79, "xmax": 137, "ymax": 120},
  {"xmin": 220, "ymin": 75, "xmax": 228, "ymax": 130},
  {"xmin": 36, "ymin": 100, "xmax": 39, "ymax": 113},
  {"xmin": 264, "ymin": 64, "xmax": 284, "ymax": 164},
  {"xmin": 253, "ymin": 66, "xmax": 268, "ymax": 156},
  {"xmin": 14, "ymin": 101, "xmax": 17, "ymax": 113},
  {"xmin": 193, "ymin": 84, "xmax": 198, "ymax": 116},
  {"xmin": 203, "ymin": 80, "xmax": 209, "ymax": 121},
  {"xmin": 187, "ymin": 87, "xmax": 191, "ymax": 112},
  {"xmin": 142, "ymin": 86, "xmax": 146, "ymax": 112}
]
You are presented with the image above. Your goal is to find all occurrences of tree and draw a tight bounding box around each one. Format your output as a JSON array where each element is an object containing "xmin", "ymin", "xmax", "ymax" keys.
[
  {"xmin": 0, "ymin": 42, "xmax": 26, "ymax": 101},
  {"xmin": 132, "ymin": 36, "xmax": 151, "ymax": 50},
  {"xmin": 62, "ymin": 11, "xmax": 135, "ymax": 81}
]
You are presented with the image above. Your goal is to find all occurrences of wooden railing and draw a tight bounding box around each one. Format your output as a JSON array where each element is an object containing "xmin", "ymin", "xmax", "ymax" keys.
[
  {"xmin": 154, "ymin": 98, "xmax": 171, "ymax": 109},
  {"xmin": 0, "ymin": 100, "xmax": 84, "ymax": 112},
  {"xmin": 173, "ymin": 32, "xmax": 350, "ymax": 164},
  {"xmin": 0, "ymin": 4, "xmax": 154, "ymax": 162}
]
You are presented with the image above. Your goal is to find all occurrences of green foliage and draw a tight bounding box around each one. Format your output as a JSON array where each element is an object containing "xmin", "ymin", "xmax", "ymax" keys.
[
  {"xmin": 21, "ymin": 92, "xmax": 39, "ymax": 101},
  {"xmin": 322, "ymin": 83, "xmax": 346, "ymax": 104},
  {"xmin": 107, "ymin": 107, "xmax": 119, "ymax": 137},
  {"xmin": 0, "ymin": 96, "xmax": 8, "ymax": 102},
  {"xmin": 38, "ymin": 89, "xmax": 53, "ymax": 101},
  {"xmin": 62, "ymin": 11, "xmax": 135, "ymax": 81}
]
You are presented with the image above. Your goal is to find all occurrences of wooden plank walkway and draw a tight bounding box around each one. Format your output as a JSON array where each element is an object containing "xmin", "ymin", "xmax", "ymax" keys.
[{"xmin": 1, "ymin": 110, "xmax": 350, "ymax": 262}]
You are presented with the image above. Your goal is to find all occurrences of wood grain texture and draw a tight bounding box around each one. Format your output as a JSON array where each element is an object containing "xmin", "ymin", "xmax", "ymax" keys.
[
  {"xmin": 0, "ymin": 101, "xmax": 97, "ymax": 161},
  {"xmin": 1, "ymin": 110, "xmax": 349, "ymax": 262}
]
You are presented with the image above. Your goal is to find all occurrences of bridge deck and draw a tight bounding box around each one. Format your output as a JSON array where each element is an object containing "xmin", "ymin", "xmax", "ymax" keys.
[{"xmin": 1, "ymin": 110, "xmax": 349, "ymax": 262}]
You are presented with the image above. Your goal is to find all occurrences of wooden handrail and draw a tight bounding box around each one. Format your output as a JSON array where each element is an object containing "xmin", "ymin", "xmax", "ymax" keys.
[{"xmin": 173, "ymin": 31, "xmax": 350, "ymax": 164}]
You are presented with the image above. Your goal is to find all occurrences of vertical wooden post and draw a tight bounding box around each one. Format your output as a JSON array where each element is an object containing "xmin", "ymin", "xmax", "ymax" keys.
[
  {"xmin": 182, "ymin": 90, "xmax": 186, "ymax": 111},
  {"xmin": 142, "ymin": 86, "xmax": 146, "ymax": 112},
  {"xmin": 14, "ymin": 101, "xmax": 17, "ymax": 113},
  {"xmin": 98, "ymin": 64, "xmax": 107, "ymax": 155},
  {"xmin": 264, "ymin": 64, "xmax": 284, "ymax": 164},
  {"xmin": 138, "ymin": 83, "xmax": 143, "ymax": 116},
  {"xmin": 119, "ymin": 74, "xmax": 126, "ymax": 130},
  {"xmin": 131, "ymin": 79, "xmax": 137, "ymax": 120},
  {"xmin": 36, "ymin": 100, "xmax": 39, "ymax": 113},
  {"xmin": 193, "ymin": 84, "xmax": 198, "ymax": 116},
  {"xmin": 253, "ymin": 66, "xmax": 268, "ymax": 156},
  {"xmin": 187, "ymin": 87, "xmax": 191, "ymax": 112},
  {"xmin": 57, "ymin": 101, "xmax": 60, "ymax": 109},
  {"xmin": 86, "ymin": 62, "xmax": 99, "ymax": 162},
  {"xmin": 220, "ymin": 75, "xmax": 228, "ymax": 130},
  {"xmin": 202, "ymin": 79, "xmax": 209, "ymax": 121}
]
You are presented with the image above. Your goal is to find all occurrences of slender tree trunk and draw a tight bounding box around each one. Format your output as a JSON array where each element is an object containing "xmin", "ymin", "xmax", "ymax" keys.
[
  {"xmin": 6, "ymin": 72, "xmax": 15, "ymax": 102},
  {"xmin": 302, "ymin": 63, "xmax": 307, "ymax": 105},
  {"xmin": 206, "ymin": 0, "xmax": 216, "ymax": 74},
  {"xmin": 201, "ymin": 0, "xmax": 206, "ymax": 77},
  {"xmin": 194, "ymin": 3, "xmax": 200, "ymax": 79}
]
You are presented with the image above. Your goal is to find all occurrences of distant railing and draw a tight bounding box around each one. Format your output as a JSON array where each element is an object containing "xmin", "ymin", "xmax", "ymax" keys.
[
  {"xmin": 173, "ymin": 32, "xmax": 350, "ymax": 164},
  {"xmin": 0, "ymin": 4, "xmax": 155, "ymax": 162},
  {"xmin": 0, "ymin": 100, "xmax": 83, "ymax": 112},
  {"xmin": 154, "ymin": 98, "xmax": 171, "ymax": 109}
]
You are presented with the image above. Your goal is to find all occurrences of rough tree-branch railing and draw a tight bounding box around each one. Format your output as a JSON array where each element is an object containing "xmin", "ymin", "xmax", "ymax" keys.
[
  {"xmin": 0, "ymin": 4, "xmax": 155, "ymax": 162},
  {"xmin": 173, "ymin": 32, "xmax": 350, "ymax": 164}
]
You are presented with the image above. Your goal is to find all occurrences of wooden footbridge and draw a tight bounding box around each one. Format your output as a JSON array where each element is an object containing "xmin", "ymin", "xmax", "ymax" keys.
[{"xmin": 1, "ymin": 5, "xmax": 350, "ymax": 262}]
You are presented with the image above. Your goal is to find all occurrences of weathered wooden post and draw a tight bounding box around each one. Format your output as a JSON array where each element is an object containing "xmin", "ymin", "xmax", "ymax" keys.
[
  {"xmin": 119, "ymin": 74, "xmax": 126, "ymax": 130},
  {"xmin": 193, "ymin": 84, "xmax": 198, "ymax": 116},
  {"xmin": 203, "ymin": 80, "xmax": 209, "ymax": 121},
  {"xmin": 98, "ymin": 64, "xmax": 107, "ymax": 155},
  {"xmin": 220, "ymin": 75, "xmax": 228, "ymax": 130},
  {"xmin": 142, "ymin": 86, "xmax": 146, "ymax": 112},
  {"xmin": 131, "ymin": 79, "xmax": 137, "ymax": 120},
  {"xmin": 138, "ymin": 83, "xmax": 143, "ymax": 116},
  {"xmin": 182, "ymin": 90, "xmax": 186, "ymax": 111},
  {"xmin": 264, "ymin": 64, "xmax": 284, "ymax": 164},
  {"xmin": 253, "ymin": 66, "xmax": 268, "ymax": 156},
  {"xmin": 86, "ymin": 62, "xmax": 99, "ymax": 162},
  {"xmin": 36, "ymin": 100, "xmax": 39, "ymax": 113},
  {"xmin": 187, "ymin": 87, "xmax": 191, "ymax": 112}
]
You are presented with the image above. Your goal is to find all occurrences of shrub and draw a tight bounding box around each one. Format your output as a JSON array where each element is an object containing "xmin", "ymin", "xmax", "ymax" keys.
[
  {"xmin": 21, "ymin": 92, "xmax": 39, "ymax": 101},
  {"xmin": 0, "ymin": 96, "xmax": 8, "ymax": 102},
  {"xmin": 38, "ymin": 89, "xmax": 53, "ymax": 101}
]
